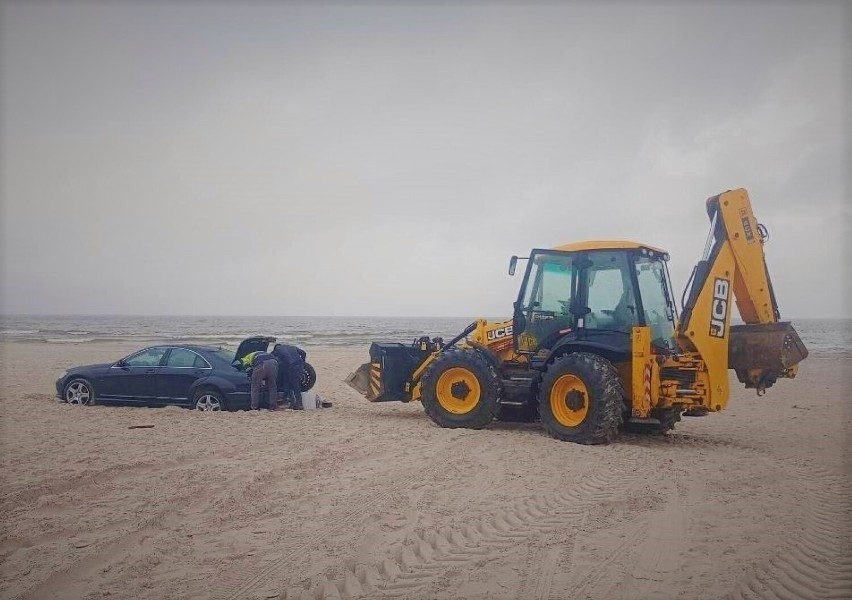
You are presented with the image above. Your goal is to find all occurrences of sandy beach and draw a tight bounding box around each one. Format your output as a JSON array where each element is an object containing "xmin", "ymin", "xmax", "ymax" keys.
[{"xmin": 0, "ymin": 341, "xmax": 849, "ymax": 600}]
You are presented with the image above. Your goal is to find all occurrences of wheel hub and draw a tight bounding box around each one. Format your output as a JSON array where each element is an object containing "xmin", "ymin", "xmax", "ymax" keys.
[
  {"xmin": 565, "ymin": 389, "xmax": 585, "ymax": 412},
  {"xmin": 451, "ymin": 381, "xmax": 471, "ymax": 400},
  {"xmin": 66, "ymin": 383, "xmax": 89, "ymax": 405}
]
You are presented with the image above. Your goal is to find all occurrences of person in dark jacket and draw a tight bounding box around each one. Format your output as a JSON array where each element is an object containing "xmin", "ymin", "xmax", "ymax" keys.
[
  {"xmin": 249, "ymin": 351, "xmax": 279, "ymax": 411},
  {"xmin": 272, "ymin": 343, "xmax": 306, "ymax": 409}
]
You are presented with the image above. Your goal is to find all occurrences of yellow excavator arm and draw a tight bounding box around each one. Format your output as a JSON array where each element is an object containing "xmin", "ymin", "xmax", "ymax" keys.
[{"xmin": 676, "ymin": 189, "xmax": 807, "ymax": 401}]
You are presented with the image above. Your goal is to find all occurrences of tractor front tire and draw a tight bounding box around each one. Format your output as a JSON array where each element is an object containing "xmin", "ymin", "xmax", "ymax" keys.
[
  {"xmin": 420, "ymin": 349, "xmax": 499, "ymax": 429},
  {"xmin": 538, "ymin": 352, "xmax": 624, "ymax": 445}
]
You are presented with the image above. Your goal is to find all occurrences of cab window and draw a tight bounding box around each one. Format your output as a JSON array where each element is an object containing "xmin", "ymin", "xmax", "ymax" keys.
[
  {"xmin": 584, "ymin": 251, "xmax": 637, "ymax": 333},
  {"xmin": 635, "ymin": 256, "xmax": 676, "ymax": 347}
]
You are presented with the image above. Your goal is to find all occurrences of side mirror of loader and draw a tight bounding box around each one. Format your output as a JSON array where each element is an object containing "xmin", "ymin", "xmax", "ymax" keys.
[{"xmin": 508, "ymin": 255, "xmax": 518, "ymax": 276}]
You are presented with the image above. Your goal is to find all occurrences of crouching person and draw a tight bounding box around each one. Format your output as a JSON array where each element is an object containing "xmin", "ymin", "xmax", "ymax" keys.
[
  {"xmin": 246, "ymin": 351, "xmax": 279, "ymax": 411},
  {"xmin": 272, "ymin": 343, "xmax": 307, "ymax": 409}
]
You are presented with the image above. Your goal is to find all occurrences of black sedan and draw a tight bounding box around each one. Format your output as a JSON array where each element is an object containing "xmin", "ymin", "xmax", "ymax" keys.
[{"xmin": 55, "ymin": 336, "xmax": 317, "ymax": 411}]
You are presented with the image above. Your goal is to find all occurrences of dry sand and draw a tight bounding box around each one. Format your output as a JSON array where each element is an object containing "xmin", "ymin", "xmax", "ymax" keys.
[{"xmin": 0, "ymin": 341, "xmax": 849, "ymax": 600}]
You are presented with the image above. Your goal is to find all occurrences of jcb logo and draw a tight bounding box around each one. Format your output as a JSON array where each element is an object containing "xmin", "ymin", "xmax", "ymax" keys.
[
  {"xmin": 487, "ymin": 326, "xmax": 513, "ymax": 341},
  {"xmin": 740, "ymin": 207, "xmax": 755, "ymax": 244},
  {"xmin": 709, "ymin": 278, "xmax": 730, "ymax": 338}
]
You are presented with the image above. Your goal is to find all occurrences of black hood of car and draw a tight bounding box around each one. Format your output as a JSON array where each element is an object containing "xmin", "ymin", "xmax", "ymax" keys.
[{"xmin": 233, "ymin": 336, "xmax": 276, "ymax": 364}]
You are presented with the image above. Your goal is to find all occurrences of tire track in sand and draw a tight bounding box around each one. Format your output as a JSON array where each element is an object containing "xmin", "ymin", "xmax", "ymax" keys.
[
  {"xmin": 214, "ymin": 436, "xmax": 459, "ymax": 600},
  {"xmin": 280, "ymin": 445, "xmax": 649, "ymax": 600},
  {"xmin": 619, "ymin": 479, "xmax": 686, "ymax": 600},
  {"xmin": 1, "ymin": 455, "xmax": 226, "ymax": 511},
  {"xmin": 728, "ymin": 463, "xmax": 851, "ymax": 600},
  {"xmin": 512, "ymin": 443, "xmax": 651, "ymax": 600}
]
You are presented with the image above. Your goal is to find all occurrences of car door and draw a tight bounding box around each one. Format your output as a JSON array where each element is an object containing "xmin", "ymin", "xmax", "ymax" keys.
[
  {"xmin": 95, "ymin": 347, "xmax": 168, "ymax": 401},
  {"xmin": 158, "ymin": 348, "xmax": 212, "ymax": 405}
]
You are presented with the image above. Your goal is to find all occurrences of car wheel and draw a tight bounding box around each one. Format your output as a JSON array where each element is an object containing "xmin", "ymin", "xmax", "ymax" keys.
[
  {"xmin": 64, "ymin": 378, "xmax": 95, "ymax": 406},
  {"xmin": 300, "ymin": 362, "xmax": 317, "ymax": 392},
  {"xmin": 192, "ymin": 388, "xmax": 226, "ymax": 411}
]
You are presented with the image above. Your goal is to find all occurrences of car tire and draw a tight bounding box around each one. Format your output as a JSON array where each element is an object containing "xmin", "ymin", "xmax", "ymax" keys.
[
  {"xmin": 63, "ymin": 378, "xmax": 96, "ymax": 406},
  {"xmin": 300, "ymin": 362, "xmax": 317, "ymax": 392},
  {"xmin": 192, "ymin": 388, "xmax": 226, "ymax": 411}
]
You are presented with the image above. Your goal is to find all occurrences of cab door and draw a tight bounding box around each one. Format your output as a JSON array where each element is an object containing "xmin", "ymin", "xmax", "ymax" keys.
[{"xmin": 513, "ymin": 251, "xmax": 577, "ymax": 352}]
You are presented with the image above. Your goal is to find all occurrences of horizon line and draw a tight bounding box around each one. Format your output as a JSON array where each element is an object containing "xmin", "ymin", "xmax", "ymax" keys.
[{"xmin": 1, "ymin": 313, "xmax": 847, "ymax": 321}]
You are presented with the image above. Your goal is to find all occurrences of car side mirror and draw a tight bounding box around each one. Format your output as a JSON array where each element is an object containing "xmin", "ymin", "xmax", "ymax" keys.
[
  {"xmin": 115, "ymin": 359, "xmax": 126, "ymax": 367},
  {"xmin": 508, "ymin": 255, "xmax": 518, "ymax": 276}
]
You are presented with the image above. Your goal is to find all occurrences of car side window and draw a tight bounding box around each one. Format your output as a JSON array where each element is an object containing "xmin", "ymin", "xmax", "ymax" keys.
[
  {"xmin": 166, "ymin": 348, "xmax": 201, "ymax": 368},
  {"xmin": 124, "ymin": 347, "xmax": 167, "ymax": 367},
  {"xmin": 193, "ymin": 354, "xmax": 209, "ymax": 369}
]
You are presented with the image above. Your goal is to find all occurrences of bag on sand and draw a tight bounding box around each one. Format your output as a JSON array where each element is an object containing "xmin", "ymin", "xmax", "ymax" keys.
[
  {"xmin": 300, "ymin": 390, "xmax": 321, "ymax": 410},
  {"xmin": 300, "ymin": 391, "xmax": 331, "ymax": 410}
]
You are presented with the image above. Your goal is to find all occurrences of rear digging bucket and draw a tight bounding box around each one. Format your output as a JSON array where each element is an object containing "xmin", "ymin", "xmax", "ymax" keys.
[{"xmin": 729, "ymin": 322, "xmax": 808, "ymax": 391}]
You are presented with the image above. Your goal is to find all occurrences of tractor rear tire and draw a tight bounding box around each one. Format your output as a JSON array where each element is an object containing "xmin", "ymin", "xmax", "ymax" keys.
[
  {"xmin": 623, "ymin": 408, "xmax": 682, "ymax": 435},
  {"xmin": 420, "ymin": 349, "xmax": 499, "ymax": 429},
  {"xmin": 538, "ymin": 352, "xmax": 624, "ymax": 445}
]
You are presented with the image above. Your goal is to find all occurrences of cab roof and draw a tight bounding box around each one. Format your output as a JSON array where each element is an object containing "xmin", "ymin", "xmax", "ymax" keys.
[{"xmin": 550, "ymin": 240, "xmax": 668, "ymax": 254}]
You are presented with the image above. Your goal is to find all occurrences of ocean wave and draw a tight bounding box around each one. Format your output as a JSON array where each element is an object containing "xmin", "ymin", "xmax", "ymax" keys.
[
  {"xmin": 167, "ymin": 334, "xmax": 248, "ymax": 340},
  {"xmin": 0, "ymin": 316, "xmax": 845, "ymax": 354},
  {"xmin": 310, "ymin": 330, "xmax": 382, "ymax": 337}
]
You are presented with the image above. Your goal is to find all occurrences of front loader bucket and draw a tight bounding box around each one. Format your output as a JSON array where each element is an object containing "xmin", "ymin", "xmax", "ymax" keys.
[
  {"xmin": 345, "ymin": 342, "xmax": 431, "ymax": 402},
  {"xmin": 729, "ymin": 322, "xmax": 808, "ymax": 391},
  {"xmin": 345, "ymin": 363, "xmax": 375, "ymax": 399}
]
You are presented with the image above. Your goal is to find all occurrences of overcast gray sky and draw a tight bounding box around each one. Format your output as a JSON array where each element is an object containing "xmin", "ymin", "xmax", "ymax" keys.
[{"xmin": 1, "ymin": 1, "xmax": 849, "ymax": 318}]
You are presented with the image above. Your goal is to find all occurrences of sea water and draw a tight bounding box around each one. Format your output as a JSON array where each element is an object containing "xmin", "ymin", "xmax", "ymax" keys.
[{"xmin": 0, "ymin": 315, "xmax": 849, "ymax": 354}]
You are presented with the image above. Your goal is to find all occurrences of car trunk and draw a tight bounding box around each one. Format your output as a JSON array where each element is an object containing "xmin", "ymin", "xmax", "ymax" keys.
[{"xmin": 233, "ymin": 336, "xmax": 277, "ymax": 365}]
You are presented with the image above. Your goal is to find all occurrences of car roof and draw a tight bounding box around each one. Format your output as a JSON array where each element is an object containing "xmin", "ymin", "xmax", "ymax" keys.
[
  {"xmin": 139, "ymin": 344, "xmax": 227, "ymax": 355},
  {"xmin": 179, "ymin": 344, "xmax": 227, "ymax": 353}
]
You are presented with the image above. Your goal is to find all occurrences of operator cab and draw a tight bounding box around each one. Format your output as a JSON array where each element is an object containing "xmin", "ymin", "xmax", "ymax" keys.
[{"xmin": 511, "ymin": 241, "xmax": 678, "ymax": 355}]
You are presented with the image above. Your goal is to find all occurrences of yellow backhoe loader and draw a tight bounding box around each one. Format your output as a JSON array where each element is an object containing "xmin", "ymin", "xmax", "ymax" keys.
[{"xmin": 346, "ymin": 189, "xmax": 808, "ymax": 444}]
